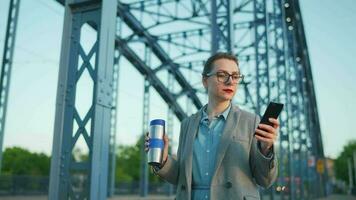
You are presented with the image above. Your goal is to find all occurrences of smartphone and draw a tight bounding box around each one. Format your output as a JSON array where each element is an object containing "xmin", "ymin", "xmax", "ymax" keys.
[{"xmin": 259, "ymin": 102, "xmax": 284, "ymax": 126}]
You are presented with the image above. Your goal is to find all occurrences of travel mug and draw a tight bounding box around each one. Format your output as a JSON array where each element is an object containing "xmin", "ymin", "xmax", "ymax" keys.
[{"xmin": 147, "ymin": 119, "xmax": 165, "ymax": 167}]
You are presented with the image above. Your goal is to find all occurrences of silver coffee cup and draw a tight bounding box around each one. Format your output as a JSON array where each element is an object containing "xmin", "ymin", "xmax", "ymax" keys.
[{"xmin": 147, "ymin": 119, "xmax": 165, "ymax": 167}]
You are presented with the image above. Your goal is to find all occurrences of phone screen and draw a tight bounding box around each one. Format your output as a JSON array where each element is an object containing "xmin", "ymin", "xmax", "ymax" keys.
[{"xmin": 259, "ymin": 102, "xmax": 284, "ymax": 126}]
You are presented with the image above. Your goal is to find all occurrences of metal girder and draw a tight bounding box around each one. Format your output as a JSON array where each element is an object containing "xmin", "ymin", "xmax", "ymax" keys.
[
  {"xmin": 125, "ymin": 0, "xmax": 211, "ymax": 26},
  {"xmin": 166, "ymin": 70, "xmax": 175, "ymax": 196},
  {"xmin": 292, "ymin": 0, "xmax": 324, "ymax": 159},
  {"xmin": 116, "ymin": 2, "xmax": 203, "ymax": 112},
  {"xmin": 253, "ymin": 0, "xmax": 271, "ymax": 115},
  {"xmin": 281, "ymin": 0, "xmax": 326, "ymax": 199},
  {"xmin": 49, "ymin": 1, "xmax": 326, "ymax": 199},
  {"xmin": 211, "ymin": 0, "xmax": 234, "ymax": 53},
  {"xmin": 269, "ymin": 0, "xmax": 291, "ymax": 199},
  {"xmin": 114, "ymin": 37, "xmax": 187, "ymax": 121},
  {"xmin": 139, "ymin": 77, "xmax": 150, "ymax": 197},
  {"xmin": 287, "ymin": 0, "xmax": 327, "ymax": 198},
  {"xmin": 107, "ymin": 50, "xmax": 121, "ymax": 197},
  {"xmin": 0, "ymin": 0, "xmax": 21, "ymax": 173},
  {"xmin": 49, "ymin": 0, "xmax": 117, "ymax": 199},
  {"xmin": 54, "ymin": 0, "xmax": 200, "ymax": 122}
]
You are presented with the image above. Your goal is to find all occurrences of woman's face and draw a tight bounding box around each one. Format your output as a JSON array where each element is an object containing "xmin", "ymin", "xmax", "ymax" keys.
[{"xmin": 202, "ymin": 58, "xmax": 240, "ymax": 102}]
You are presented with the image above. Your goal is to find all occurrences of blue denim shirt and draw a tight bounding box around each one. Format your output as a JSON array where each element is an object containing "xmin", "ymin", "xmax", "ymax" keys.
[{"xmin": 192, "ymin": 102, "xmax": 232, "ymax": 200}]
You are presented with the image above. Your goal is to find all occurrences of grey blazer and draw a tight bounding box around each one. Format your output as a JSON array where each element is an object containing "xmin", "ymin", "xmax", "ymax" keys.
[{"xmin": 155, "ymin": 104, "xmax": 278, "ymax": 200}]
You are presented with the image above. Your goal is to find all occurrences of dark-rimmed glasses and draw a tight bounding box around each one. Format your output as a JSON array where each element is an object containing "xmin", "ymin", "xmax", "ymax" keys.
[{"xmin": 204, "ymin": 71, "xmax": 244, "ymax": 84}]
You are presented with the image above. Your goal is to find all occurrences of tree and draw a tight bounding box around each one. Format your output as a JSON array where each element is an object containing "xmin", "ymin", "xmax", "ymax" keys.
[
  {"xmin": 115, "ymin": 135, "xmax": 163, "ymax": 183},
  {"xmin": 334, "ymin": 140, "xmax": 356, "ymax": 184},
  {"xmin": 0, "ymin": 138, "xmax": 165, "ymax": 183},
  {"xmin": 1, "ymin": 146, "xmax": 50, "ymax": 176}
]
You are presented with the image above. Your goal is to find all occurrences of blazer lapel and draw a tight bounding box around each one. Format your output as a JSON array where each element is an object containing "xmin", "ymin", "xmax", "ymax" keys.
[
  {"xmin": 184, "ymin": 108, "xmax": 203, "ymax": 188},
  {"xmin": 211, "ymin": 105, "xmax": 241, "ymax": 182}
]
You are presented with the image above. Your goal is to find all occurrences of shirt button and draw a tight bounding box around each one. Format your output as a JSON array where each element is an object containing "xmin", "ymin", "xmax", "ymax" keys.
[
  {"xmin": 205, "ymin": 195, "xmax": 208, "ymax": 199},
  {"xmin": 205, "ymin": 172, "xmax": 209, "ymax": 176},
  {"xmin": 206, "ymin": 150, "xmax": 210, "ymax": 153}
]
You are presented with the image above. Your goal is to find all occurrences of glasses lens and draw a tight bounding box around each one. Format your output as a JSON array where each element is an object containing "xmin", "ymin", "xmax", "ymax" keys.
[
  {"xmin": 215, "ymin": 72, "xmax": 243, "ymax": 84},
  {"xmin": 216, "ymin": 72, "xmax": 228, "ymax": 83}
]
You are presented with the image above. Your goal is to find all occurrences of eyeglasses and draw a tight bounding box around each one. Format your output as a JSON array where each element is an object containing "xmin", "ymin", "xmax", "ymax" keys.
[{"xmin": 204, "ymin": 71, "xmax": 244, "ymax": 84}]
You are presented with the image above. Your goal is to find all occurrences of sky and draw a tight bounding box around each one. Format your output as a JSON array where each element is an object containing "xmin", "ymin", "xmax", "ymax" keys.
[{"xmin": 0, "ymin": 0, "xmax": 355, "ymax": 159}]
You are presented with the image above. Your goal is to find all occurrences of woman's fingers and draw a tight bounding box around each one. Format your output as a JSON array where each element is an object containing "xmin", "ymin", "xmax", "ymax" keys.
[
  {"xmin": 162, "ymin": 135, "xmax": 169, "ymax": 162},
  {"xmin": 144, "ymin": 134, "xmax": 169, "ymax": 159},
  {"xmin": 269, "ymin": 118, "xmax": 280, "ymax": 129},
  {"xmin": 258, "ymin": 124, "xmax": 276, "ymax": 133},
  {"xmin": 163, "ymin": 135, "xmax": 169, "ymax": 146},
  {"xmin": 145, "ymin": 132, "xmax": 150, "ymax": 153},
  {"xmin": 144, "ymin": 139, "xmax": 149, "ymax": 152},
  {"xmin": 255, "ymin": 134, "xmax": 274, "ymax": 143},
  {"xmin": 255, "ymin": 128, "xmax": 276, "ymax": 140}
]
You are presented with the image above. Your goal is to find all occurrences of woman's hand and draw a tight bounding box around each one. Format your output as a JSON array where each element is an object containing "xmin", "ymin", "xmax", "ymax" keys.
[
  {"xmin": 145, "ymin": 132, "xmax": 169, "ymax": 166},
  {"xmin": 254, "ymin": 118, "xmax": 279, "ymax": 155}
]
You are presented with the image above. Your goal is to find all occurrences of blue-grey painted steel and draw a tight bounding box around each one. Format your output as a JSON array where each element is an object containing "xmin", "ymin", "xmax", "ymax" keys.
[
  {"xmin": 49, "ymin": 0, "xmax": 117, "ymax": 199},
  {"xmin": 0, "ymin": 0, "xmax": 20, "ymax": 174},
  {"xmin": 211, "ymin": 0, "xmax": 234, "ymax": 53},
  {"xmin": 107, "ymin": 50, "xmax": 121, "ymax": 197},
  {"xmin": 54, "ymin": 1, "xmax": 202, "ymax": 121},
  {"xmin": 294, "ymin": 0, "xmax": 327, "ymax": 197},
  {"xmin": 270, "ymin": 0, "xmax": 291, "ymax": 199},
  {"xmin": 251, "ymin": 0, "xmax": 273, "ymax": 198},
  {"xmin": 116, "ymin": 2, "xmax": 203, "ymax": 112},
  {"xmin": 253, "ymin": 0, "xmax": 271, "ymax": 115},
  {"xmin": 166, "ymin": 72, "xmax": 174, "ymax": 196},
  {"xmin": 282, "ymin": 0, "xmax": 327, "ymax": 198},
  {"xmin": 114, "ymin": 37, "xmax": 189, "ymax": 121},
  {"xmin": 50, "ymin": 0, "xmax": 327, "ymax": 199},
  {"xmin": 139, "ymin": 51, "xmax": 151, "ymax": 197}
]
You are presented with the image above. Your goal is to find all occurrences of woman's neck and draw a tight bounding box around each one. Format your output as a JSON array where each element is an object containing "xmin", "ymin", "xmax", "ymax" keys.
[{"xmin": 206, "ymin": 99, "xmax": 230, "ymax": 119}]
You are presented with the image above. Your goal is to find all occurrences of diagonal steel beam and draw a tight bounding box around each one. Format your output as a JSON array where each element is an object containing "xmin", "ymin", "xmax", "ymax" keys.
[
  {"xmin": 116, "ymin": 2, "xmax": 203, "ymax": 111},
  {"xmin": 55, "ymin": 0, "xmax": 203, "ymax": 120},
  {"xmin": 115, "ymin": 37, "xmax": 188, "ymax": 121}
]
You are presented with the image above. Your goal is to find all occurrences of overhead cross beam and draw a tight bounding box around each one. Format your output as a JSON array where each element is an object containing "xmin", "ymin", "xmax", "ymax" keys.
[{"xmin": 55, "ymin": 0, "xmax": 203, "ymax": 121}]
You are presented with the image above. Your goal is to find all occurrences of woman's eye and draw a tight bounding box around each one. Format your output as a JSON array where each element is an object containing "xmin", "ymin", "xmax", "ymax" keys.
[{"xmin": 217, "ymin": 73, "xmax": 226, "ymax": 78}]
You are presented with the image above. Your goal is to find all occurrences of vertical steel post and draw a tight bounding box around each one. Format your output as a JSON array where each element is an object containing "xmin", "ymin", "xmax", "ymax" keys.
[
  {"xmin": 107, "ymin": 50, "xmax": 121, "ymax": 197},
  {"xmin": 49, "ymin": 0, "xmax": 117, "ymax": 199},
  {"xmin": 211, "ymin": 0, "xmax": 234, "ymax": 54},
  {"xmin": 0, "ymin": 0, "xmax": 21, "ymax": 173},
  {"xmin": 139, "ymin": 46, "xmax": 151, "ymax": 197},
  {"xmin": 140, "ymin": 78, "xmax": 150, "ymax": 197}
]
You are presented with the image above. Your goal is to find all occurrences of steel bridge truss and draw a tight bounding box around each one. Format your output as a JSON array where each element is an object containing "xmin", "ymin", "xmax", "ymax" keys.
[{"xmin": 0, "ymin": 0, "xmax": 327, "ymax": 199}]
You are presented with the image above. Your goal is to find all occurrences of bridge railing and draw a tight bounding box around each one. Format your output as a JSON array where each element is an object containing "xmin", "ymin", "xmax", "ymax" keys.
[{"xmin": 0, "ymin": 175, "xmax": 175, "ymax": 196}]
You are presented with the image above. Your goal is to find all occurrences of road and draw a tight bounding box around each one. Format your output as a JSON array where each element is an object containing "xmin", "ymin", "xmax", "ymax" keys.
[{"xmin": 0, "ymin": 194, "xmax": 355, "ymax": 200}]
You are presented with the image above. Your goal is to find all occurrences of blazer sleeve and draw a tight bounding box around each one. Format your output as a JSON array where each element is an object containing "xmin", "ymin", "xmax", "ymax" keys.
[
  {"xmin": 152, "ymin": 118, "xmax": 188, "ymax": 185},
  {"xmin": 249, "ymin": 114, "xmax": 278, "ymax": 188}
]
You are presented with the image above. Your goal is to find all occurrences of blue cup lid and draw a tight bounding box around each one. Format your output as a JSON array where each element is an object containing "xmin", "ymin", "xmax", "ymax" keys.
[{"xmin": 150, "ymin": 119, "xmax": 165, "ymax": 126}]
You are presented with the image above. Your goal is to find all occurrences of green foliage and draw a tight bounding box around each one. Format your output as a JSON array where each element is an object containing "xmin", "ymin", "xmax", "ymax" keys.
[
  {"xmin": 115, "ymin": 135, "xmax": 163, "ymax": 183},
  {"xmin": 334, "ymin": 140, "xmax": 356, "ymax": 183},
  {"xmin": 1, "ymin": 146, "xmax": 50, "ymax": 176},
  {"xmin": 1, "ymin": 136, "xmax": 164, "ymax": 183}
]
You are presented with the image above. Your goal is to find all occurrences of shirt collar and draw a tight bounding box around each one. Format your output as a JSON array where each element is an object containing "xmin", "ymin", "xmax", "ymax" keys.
[{"xmin": 200, "ymin": 101, "xmax": 232, "ymax": 123}]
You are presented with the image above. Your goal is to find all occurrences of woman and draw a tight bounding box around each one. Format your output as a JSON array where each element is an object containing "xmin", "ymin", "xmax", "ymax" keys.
[{"xmin": 145, "ymin": 52, "xmax": 279, "ymax": 200}]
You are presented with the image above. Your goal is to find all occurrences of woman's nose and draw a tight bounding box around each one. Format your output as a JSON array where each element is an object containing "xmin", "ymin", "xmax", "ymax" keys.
[{"xmin": 224, "ymin": 76, "xmax": 233, "ymax": 85}]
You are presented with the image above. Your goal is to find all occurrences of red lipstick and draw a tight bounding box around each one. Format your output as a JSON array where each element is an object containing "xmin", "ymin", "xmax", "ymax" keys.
[{"xmin": 223, "ymin": 89, "xmax": 233, "ymax": 93}]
